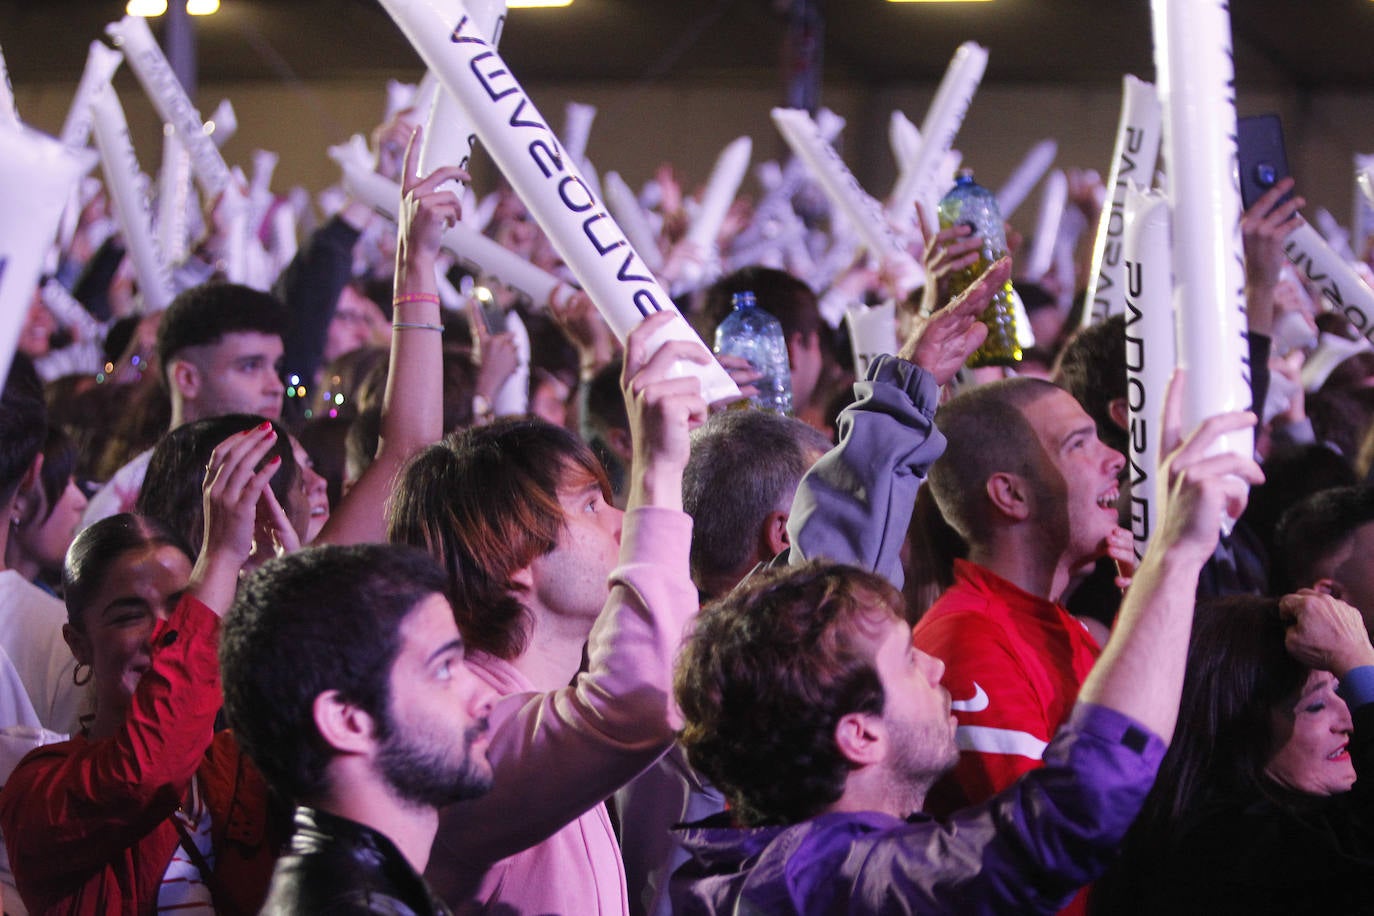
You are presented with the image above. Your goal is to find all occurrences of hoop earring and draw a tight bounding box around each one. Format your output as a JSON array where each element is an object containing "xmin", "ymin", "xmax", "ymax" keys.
[{"xmin": 73, "ymin": 662, "xmax": 92, "ymax": 687}]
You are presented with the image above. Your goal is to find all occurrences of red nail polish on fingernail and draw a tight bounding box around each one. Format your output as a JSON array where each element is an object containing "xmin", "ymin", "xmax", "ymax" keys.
[
  {"xmin": 258, "ymin": 421, "xmax": 272, "ymax": 431},
  {"xmin": 270, "ymin": 455, "xmax": 282, "ymax": 464}
]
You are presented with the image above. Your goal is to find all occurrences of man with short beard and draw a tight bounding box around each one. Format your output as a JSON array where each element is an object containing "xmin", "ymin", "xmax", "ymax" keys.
[{"xmin": 220, "ymin": 544, "xmax": 496, "ymax": 914}]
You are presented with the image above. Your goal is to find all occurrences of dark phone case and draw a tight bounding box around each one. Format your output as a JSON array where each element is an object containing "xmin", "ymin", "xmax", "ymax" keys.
[
  {"xmin": 1237, "ymin": 114, "xmax": 1292, "ymax": 212},
  {"xmin": 479, "ymin": 301, "xmax": 507, "ymax": 335}
]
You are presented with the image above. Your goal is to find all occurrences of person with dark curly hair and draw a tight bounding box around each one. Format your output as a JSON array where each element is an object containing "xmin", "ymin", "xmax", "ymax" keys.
[{"xmin": 670, "ymin": 384, "xmax": 1263, "ymax": 915}]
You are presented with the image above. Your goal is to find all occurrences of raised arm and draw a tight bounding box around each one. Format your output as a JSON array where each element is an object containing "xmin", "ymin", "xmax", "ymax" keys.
[
  {"xmin": 190, "ymin": 424, "xmax": 290, "ymax": 611},
  {"xmin": 274, "ymin": 213, "xmax": 367, "ymax": 390},
  {"xmin": 316, "ymin": 127, "xmax": 465, "ymax": 545},
  {"xmin": 619, "ymin": 311, "xmax": 709, "ymax": 514},
  {"xmin": 1241, "ymin": 177, "xmax": 1304, "ymax": 339},
  {"xmin": 0, "ymin": 426, "xmax": 276, "ymax": 884},
  {"xmin": 783, "ymin": 257, "xmax": 1010, "ymax": 586},
  {"xmin": 429, "ymin": 314, "xmax": 706, "ymax": 871},
  {"xmin": 1079, "ymin": 372, "xmax": 1263, "ymax": 740}
]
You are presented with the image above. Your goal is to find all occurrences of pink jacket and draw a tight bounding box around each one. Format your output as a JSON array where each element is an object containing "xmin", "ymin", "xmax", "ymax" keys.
[{"xmin": 425, "ymin": 506, "xmax": 696, "ymax": 915}]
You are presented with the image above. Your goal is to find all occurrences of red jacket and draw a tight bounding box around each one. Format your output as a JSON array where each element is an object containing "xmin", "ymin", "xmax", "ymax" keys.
[{"xmin": 0, "ymin": 596, "xmax": 278, "ymax": 915}]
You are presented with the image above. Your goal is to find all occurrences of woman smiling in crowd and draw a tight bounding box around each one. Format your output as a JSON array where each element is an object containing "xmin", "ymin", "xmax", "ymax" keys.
[
  {"xmin": 1095, "ymin": 592, "xmax": 1374, "ymax": 914},
  {"xmin": 0, "ymin": 425, "xmax": 288, "ymax": 914}
]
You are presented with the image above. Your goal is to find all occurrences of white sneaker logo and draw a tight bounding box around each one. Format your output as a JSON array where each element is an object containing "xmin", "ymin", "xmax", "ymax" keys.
[{"xmin": 950, "ymin": 682, "xmax": 989, "ymax": 713}]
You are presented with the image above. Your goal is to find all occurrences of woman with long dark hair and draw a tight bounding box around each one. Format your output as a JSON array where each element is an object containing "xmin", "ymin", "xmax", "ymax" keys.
[{"xmin": 1095, "ymin": 592, "xmax": 1374, "ymax": 913}]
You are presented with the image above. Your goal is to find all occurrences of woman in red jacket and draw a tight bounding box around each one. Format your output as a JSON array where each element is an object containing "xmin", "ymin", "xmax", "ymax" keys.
[{"xmin": 0, "ymin": 423, "xmax": 288, "ymax": 915}]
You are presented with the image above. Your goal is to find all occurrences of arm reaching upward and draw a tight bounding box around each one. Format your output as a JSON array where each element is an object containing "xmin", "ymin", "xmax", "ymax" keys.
[
  {"xmin": 317, "ymin": 126, "xmax": 465, "ymax": 545},
  {"xmin": 1078, "ymin": 371, "xmax": 1264, "ymax": 741}
]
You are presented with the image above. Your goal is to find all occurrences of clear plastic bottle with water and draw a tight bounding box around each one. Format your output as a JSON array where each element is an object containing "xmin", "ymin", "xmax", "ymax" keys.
[
  {"xmin": 713, "ymin": 291, "xmax": 794, "ymax": 415},
  {"xmin": 937, "ymin": 168, "xmax": 1022, "ymax": 368}
]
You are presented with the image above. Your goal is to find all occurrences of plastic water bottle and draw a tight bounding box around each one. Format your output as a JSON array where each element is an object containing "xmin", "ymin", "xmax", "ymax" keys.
[
  {"xmin": 937, "ymin": 168, "xmax": 1022, "ymax": 368},
  {"xmin": 713, "ymin": 291, "xmax": 794, "ymax": 415}
]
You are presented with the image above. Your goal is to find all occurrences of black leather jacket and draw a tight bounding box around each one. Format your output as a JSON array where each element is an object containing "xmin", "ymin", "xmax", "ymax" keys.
[{"xmin": 259, "ymin": 806, "xmax": 451, "ymax": 915}]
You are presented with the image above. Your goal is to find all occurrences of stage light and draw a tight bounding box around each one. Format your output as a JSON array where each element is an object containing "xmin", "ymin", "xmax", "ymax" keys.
[
  {"xmin": 127, "ymin": 0, "xmax": 220, "ymax": 15},
  {"xmin": 508, "ymin": 0, "xmax": 573, "ymax": 8},
  {"xmin": 126, "ymin": 0, "xmax": 168, "ymax": 16}
]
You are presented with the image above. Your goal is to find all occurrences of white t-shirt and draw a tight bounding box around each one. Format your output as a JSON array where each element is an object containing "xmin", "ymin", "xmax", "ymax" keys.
[
  {"xmin": 0, "ymin": 570, "xmax": 83, "ymax": 734},
  {"xmin": 81, "ymin": 448, "xmax": 154, "ymax": 530},
  {"xmin": 0, "ymin": 642, "xmax": 39, "ymax": 733}
]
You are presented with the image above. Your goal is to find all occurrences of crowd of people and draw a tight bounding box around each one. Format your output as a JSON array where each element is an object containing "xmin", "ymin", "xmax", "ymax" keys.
[{"xmin": 0, "ymin": 76, "xmax": 1371, "ymax": 916}]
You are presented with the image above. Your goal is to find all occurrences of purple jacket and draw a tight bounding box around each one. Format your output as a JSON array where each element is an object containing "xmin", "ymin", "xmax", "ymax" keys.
[{"xmin": 670, "ymin": 703, "xmax": 1164, "ymax": 916}]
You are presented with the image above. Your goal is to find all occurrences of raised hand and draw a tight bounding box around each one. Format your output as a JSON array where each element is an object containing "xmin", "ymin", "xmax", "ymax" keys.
[
  {"xmin": 548, "ymin": 288, "xmax": 618, "ymax": 376},
  {"xmin": 916, "ymin": 199, "xmax": 984, "ymax": 315},
  {"xmin": 1067, "ymin": 168, "xmax": 1105, "ymax": 221},
  {"xmin": 659, "ymin": 237, "xmax": 708, "ymax": 289},
  {"xmin": 898, "ymin": 256, "xmax": 1011, "ymax": 385},
  {"xmin": 710, "ymin": 352, "xmax": 761, "ymax": 414},
  {"xmin": 1242, "ymin": 177, "xmax": 1305, "ymax": 335},
  {"xmin": 1280, "ymin": 590, "xmax": 1374, "ymax": 678},
  {"xmin": 191, "ymin": 423, "xmax": 284, "ymax": 613},
  {"xmin": 253, "ymin": 484, "xmax": 302, "ymax": 564},
  {"xmin": 470, "ymin": 309, "xmax": 520, "ymax": 411},
  {"xmin": 1152, "ymin": 369, "xmax": 1265, "ymax": 566},
  {"xmin": 395, "ymin": 126, "xmax": 469, "ymax": 279},
  {"xmin": 372, "ymin": 108, "xmax": 419, "ymax": 182},
  {"xmin": 655, "ymin": 163, "xmax": 688, "ymax": 245},
  {"xmin": 1243, "ymin": 177, "xmax": 1305, "ymax": 291},
  {"xmin": 620, "ymin": 311, "xmax": 709, "ymax": 511}
]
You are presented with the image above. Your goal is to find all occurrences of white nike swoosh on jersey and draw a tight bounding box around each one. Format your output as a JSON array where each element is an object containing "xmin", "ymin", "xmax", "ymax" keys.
[
  {"xmin": 950, "ymin": 682, "xmax": 989, "ymax": 713},
  {"xmin": 956, "ymin": 725, "xmax": 1048, "ymax": 760}
]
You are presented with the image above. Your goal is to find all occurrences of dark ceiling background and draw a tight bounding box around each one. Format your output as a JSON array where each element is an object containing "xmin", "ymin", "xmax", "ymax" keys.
[{"xmin": 5, "ymin": 1, "xmax": 1374, "ymax": 93}]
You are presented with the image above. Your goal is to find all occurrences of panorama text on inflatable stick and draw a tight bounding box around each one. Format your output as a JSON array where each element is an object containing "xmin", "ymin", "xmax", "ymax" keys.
[
  {"xmin": 1082, "ymin": 75, "xmax": 1162, "ymax": 329},
  {"xmin": 1121, "ymin": 183, "xmax": 1174, "ymax": 560}
]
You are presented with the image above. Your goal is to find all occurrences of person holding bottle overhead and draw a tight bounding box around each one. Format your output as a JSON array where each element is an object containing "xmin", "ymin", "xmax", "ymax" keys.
[
  {"xmin": 713, "ymin": 290, "xmax": 794, "ymax": 416},
  {"xmin": 936, "ymin": 169, "xmax": 1024, "ymax": 369}
]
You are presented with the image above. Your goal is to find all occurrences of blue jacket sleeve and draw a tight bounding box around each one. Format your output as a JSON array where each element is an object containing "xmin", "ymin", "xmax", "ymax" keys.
[{"xmin": 782, "ymin": 354, "xmax": 946, "ymax": 588}]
